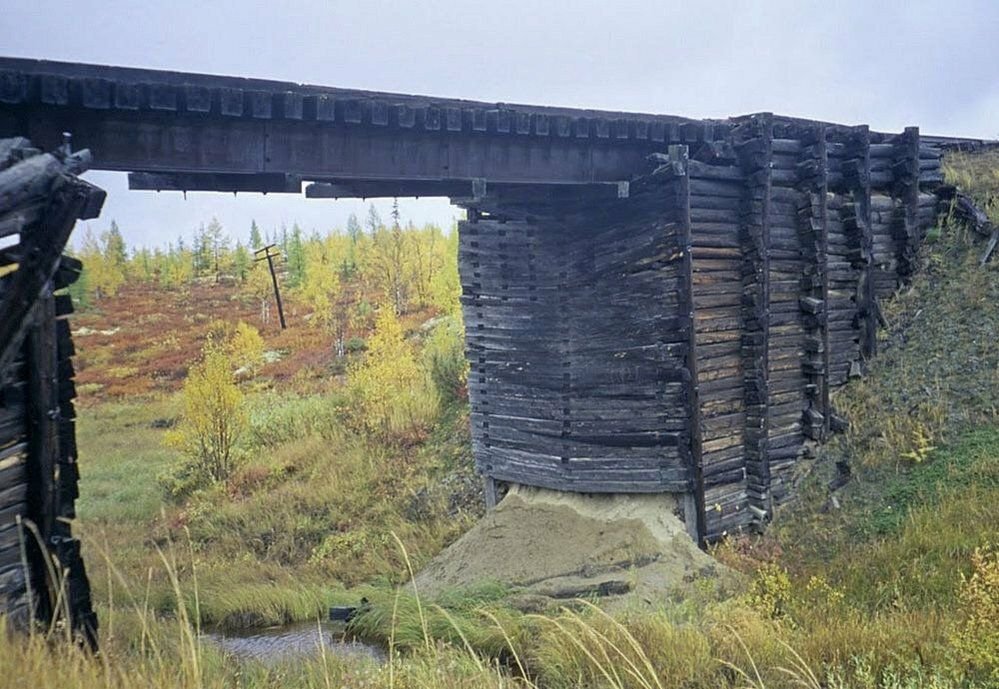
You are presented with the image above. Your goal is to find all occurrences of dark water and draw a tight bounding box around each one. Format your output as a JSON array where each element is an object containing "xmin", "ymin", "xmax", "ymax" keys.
[{"xmin": 204, "ymin": 622, "xmax": 384, "ymax": 665}]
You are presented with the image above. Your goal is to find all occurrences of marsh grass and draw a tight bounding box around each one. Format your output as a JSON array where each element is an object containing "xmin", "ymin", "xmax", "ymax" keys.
[
  {"xmin": 5, "ymin": 515, "xmax": 995, "ymax": 689},
  {"xmin": 72, "ymin": 391, "xmax": 480, "ymax": 633}
]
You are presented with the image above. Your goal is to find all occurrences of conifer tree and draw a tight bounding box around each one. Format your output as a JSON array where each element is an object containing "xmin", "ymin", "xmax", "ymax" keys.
[
  {"xmin": 366, "ymin": 203, "xmax": 382, "ymax": 236},
  {"xmin": 347, "ymin": 213, "xmax": 362, "ymax": 243},
  {"xmin": 249, "ymin": 220, "xmax": 263, "ymax": 250},
  {"xmin": 232, "ymin": 241, "xmax": 250, "ymax": 283},
  {"xmin": 286, "ymin": 223, "xmax": 306, "ymax": 287},
  {"xmin": 105, "ymin": 220, "xmax": 128, "ymax": 268}
]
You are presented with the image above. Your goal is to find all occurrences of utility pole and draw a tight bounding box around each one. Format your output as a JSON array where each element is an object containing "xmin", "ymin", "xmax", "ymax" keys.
[{"xmin": 253, "ymin": 244, "xmax": 286, "ymax": 329}]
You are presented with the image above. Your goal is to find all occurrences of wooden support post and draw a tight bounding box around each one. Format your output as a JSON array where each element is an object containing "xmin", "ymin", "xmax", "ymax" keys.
[
  {"xmin": 482, "ymin": 476, "xmax": 499, "ymax": 511},
  {"xmin": 818, "ymin": 129, "xmax": 831, "ymax": 437},
  {"xmin": 25, "ymin": 287, "xmax": 58, "ymax": 623},
  {"xmin": 796, "ymin": 124, "xmax": 830, "ymax": 440},
  {"xmin": 0, "ymin": 184, "xmax": 91, "ymax": 376},
  {"xmin": 27, "ymin": 290, "xmax": 58, "ymax": 538},
  {"xmin": 893, "ymin": 126, "xmax": 921, "ymax": 279},
  {"xmin": 458, "ymin": 207, "xmax": 496, "ymax": 509},
  {"xmin": 667, "ymin": 144, "xmax": 706, "ymax": 547},
  {"xmin": 848, "ymin": 126, "xmax": 876, "ymax": 360},
  {"xmin": 734, "ymin": 113, "xmax": 773, "ymax": 521},
  {"xmin": 253, "ymin": 245, "xmax": 287, "ymax": 330}
]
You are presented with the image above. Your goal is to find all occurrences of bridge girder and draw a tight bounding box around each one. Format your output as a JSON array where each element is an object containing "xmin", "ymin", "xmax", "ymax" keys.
[{"xmin": 0, "ymin": 57, "xmax": 721, "ymax": 192}]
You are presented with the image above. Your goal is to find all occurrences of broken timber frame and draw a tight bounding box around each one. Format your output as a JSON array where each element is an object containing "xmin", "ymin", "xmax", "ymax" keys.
[{"xmin": 0, "ymin": 136, "xmax": 102, "ymax": 647}]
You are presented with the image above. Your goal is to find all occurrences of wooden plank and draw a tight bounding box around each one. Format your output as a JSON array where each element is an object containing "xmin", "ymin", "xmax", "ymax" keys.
[
  {"xmin": 670, "ymin": 145, "xmax": 706, "ymax": 546},
  {"xmin": 739, "ymin": 114, "xmax": 773, "ymax": 524},
  {"xmin": 27, "ymin": 293, "xmax": 59, "ymax": 539}
]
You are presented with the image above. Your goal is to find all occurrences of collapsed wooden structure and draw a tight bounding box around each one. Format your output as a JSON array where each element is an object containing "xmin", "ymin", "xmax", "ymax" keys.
[
  {"xmin": 0, "ymin": 136, "xmax": 102, "ymax": 645},
  {"xmin": 461, "ymin": 116, "xmax": 945, "ymax": 543}
]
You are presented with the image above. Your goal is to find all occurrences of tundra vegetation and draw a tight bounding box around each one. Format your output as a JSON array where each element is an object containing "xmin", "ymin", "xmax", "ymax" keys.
[{"xmin": 4, "ymin": 159, "xmax": 999, "ymax": 689}]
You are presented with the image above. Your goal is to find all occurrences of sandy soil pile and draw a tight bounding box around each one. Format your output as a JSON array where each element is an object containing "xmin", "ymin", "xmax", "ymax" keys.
[{"xmin": 415, "ymin": 485, "xmax": 735, "ymax": 606}]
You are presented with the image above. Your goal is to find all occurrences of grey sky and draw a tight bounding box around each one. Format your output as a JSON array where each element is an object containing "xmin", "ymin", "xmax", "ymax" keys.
[{"xmin": 3, "ymin": 0, "xmax": 997, "ymax": 249}]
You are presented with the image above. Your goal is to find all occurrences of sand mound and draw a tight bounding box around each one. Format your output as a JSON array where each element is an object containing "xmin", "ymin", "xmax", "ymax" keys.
[{"xmin": 415, "ymin": 485, "xmax": 734, "ymax": 605}]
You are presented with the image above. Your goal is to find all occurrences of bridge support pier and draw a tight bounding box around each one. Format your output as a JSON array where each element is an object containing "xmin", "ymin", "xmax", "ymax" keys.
[{"xmin": 460, "ymin": 120, "xmax": 938, "ymax": 546}]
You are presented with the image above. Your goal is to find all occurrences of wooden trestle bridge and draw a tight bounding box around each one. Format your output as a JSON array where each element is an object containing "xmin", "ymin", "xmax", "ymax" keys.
[{"xmin": 0, "ymin": 56, "xmax": 982, "ymax": 638}]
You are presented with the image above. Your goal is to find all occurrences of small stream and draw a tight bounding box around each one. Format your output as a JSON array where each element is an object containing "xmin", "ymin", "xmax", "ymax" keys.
[{"xmin": 204, "ymin": 622, "xmax": 384, "ymax": 665}]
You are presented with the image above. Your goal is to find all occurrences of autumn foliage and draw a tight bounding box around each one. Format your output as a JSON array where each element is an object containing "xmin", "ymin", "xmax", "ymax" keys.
[
  {"xmin": 165, "ymin": 334, "xmax": 248, "ymax": 492},
  {"xmin": 346, "ymin": 307, "xmax": 440, "ymax": 442}
]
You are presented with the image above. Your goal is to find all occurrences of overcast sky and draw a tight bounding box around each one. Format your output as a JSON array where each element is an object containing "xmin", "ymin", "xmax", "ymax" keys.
[{"xmin": 3, "ymin": 0, "xmax": 997, "ymax": 249}]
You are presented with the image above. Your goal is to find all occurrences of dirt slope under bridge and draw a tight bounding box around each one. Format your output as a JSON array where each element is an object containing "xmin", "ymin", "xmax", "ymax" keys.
[{"xmin": 414, "ymin": 485, "xmax": 737, "ymax": 606}]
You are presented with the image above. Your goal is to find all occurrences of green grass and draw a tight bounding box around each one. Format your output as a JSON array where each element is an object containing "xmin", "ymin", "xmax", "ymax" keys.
[
  {"xmin": 858, "ymin": 428, "xmax": 999, "ymax": 539},
  {"xmin": 73, "ymin": 389, "xmax": 482, "ymax": 631},
  {"xmin": 76, "ymin": 397, "xmax": 182, "ymax": 522}
]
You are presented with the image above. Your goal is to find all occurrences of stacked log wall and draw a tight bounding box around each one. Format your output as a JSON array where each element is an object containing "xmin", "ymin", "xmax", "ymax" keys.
[
  {"xmin": 1, "ymin": 269, "xmax": 96, "ymax": 645},
  {"xmin": 796, "ymin": 125, "xmax": 830, "ymax": 442},
  {"xmin": 687, "ymin": 144, "xmax": 752, "ymax": 539},
  {"xmin": 765, "ymin": 132, "xmax": 810, "ymax": 507},
  {"xmin": 460, "ymin": 173, "xmax": 696, "ymax": 498},
  {"xmin": 461, "ymin": 120, "xmax": 947, "ymax": 544},
  {"xmin": 824, "ymin": 136, "xmax": 863, "ymax": 386},
  {"xmin": 0, "ymin": 138, "xmax": 99, "ymax": 646}
]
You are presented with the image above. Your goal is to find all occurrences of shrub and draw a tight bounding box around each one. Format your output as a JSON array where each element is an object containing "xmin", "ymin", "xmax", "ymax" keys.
[
  {"xmin": 346, "ymin": 336, "xmax": 367, "ymax": 353},
  {"xmin": 346, "ymin": 307, "xmax": 440, "ymax": 442},
  {"xmin": 422, "ymin": 315, "xmax": 468, "ymax": 401},
  {"xmin": 950, "ymin": 544, "xmax": 999, "ymax": 682},
  {"xmin": 244, "ymin": 393, "xmax": 342, "ymax": 449},
  {"xmin": 746, "ymin": 563, "xmax": 793, "ymax": 621},
  {"xmin": 229, "ymin": 320, "xmax": 265, "ymax": 373},
  {"xmin": 165, "ymin": 340, "xmax": 247, "ymax": 491}
]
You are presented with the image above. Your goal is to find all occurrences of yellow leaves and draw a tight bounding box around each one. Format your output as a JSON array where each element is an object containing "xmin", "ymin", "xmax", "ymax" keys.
[
  {"xmin": 422, "ymin": 315, "xmax": 468, "ymax": 400},
  {"xmin": 356, "ymin": 222, "xmax": 457, "ymax": 315},
  {"xmin": 746, "ymin": 564, "xmax": 793, "ymax": 622},
  {"xmin": 346, "ymin": 307, "xmax": 440, "ymax": 442},
  {"xmin": 165, "ymin": 334, "xmax": 247, "ymax": 488},
  {"xmin": 900, "ymin": 422, "xmax": 937, "ymax": 464},
  {"xmin": 229, "ymin": 321, "xmax": 265, "ymax": 374},
  {"xmin": 299, "ymin": 240, "xmax": 341, "ymax": 328},
  {"xmin": 950, "ymin": 544, "xmax": 999, "ymax": 681},
  {"xmin": 428, "ymin": 229, "xmax": 462, "ymax": 316},
  {"xmin": 77, "ymin": 226, "xmax": 126, "ymax": 299}
]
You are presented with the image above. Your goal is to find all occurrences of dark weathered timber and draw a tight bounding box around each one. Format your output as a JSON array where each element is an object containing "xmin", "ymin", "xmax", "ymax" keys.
[
  {"xmin": 0, "ymin": 138, "xmax": 99, "ymax": 648},
  {"xmin": 460, "ymin": 120, "xmax": 952, "ymax": 544},
  {"xmin": 1, "ymin": 59, "xmax": 980, "ymax": 551},
  {"xmin": 891, "ymin": 127, "xmax": 921, "ymax": 280},
  {"xmin": 0, "ymin": 57, "xmax": 711, "ymax": 186},
  {"xmin": 667, "ymin": 145, "xmax": 706, "ymax": 545},
  {"xmin": 460, "ymin": 169, "xmax": 696, "ymax": 506},
  {"xmin": 1, "ymin": 58, "xmax": 989, "ymax": 199},
  {"xmin": 797, "ymin": 125, "xmax": 830, "ymax": 442},
  {"xmin": 844, "ymin": 127, "xmax": 876, "ymax": 360},
  {"xmin": 734, "ymin": 114, "xmax": 773, "ymax": 532}
]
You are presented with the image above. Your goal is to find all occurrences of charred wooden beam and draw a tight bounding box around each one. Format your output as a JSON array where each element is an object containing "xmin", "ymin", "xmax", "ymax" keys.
[
  {"xmin": 893, "ymin": 127, "xmax": 921, "ymax": 278},
  {"xmin": 0, "ymin": 177, "xmax": 102, "ymax": 376},
  {"xmin": 843, "ymin": 126, "xmax": 876, "ymax": 360},
  {"xmin": 660, "ymin": 144, "xmax": 705, "ymax": 546},
  {"xmin": 796, "ymin": 124, "xmax": 830, "ymax": 440},
  {"xmin": 0, "ymin": 139, "xmax": 99, "ymax": 647},
  {"xmin": 734, "ymin": 113, "xmax": 773, "ymax": 524},
  {"xmin": 306, "ymin": 179, "xmax": 630, "ymax": 205},
  {"xmin": 129, "ymin": 171, "xmax": 302, "ymax": 193},
  {"xmin": 0, "ymin": 57, "xmax": 707, "ymax": 188}
]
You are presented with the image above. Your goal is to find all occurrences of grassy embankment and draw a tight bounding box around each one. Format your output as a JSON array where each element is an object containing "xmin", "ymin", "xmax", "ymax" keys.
[{"xmin": 4, "ymin": 152, "xmax": 998, "ymax": 687}]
